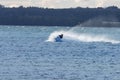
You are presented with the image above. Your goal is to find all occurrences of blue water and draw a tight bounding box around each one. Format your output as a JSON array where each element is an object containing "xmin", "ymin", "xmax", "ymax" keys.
[{"xmin": 0, "ymin": 25, "xmax": 120, "ymax": 80}]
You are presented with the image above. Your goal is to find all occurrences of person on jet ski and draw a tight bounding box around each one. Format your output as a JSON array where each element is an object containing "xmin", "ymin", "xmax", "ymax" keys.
[
  {"xmin": 59, "ymin": 34, "xmax": 63, "ymax": 39},
  {"xmin": 55, "ymin": 34, "xmax": 63, "ymax": 42}
]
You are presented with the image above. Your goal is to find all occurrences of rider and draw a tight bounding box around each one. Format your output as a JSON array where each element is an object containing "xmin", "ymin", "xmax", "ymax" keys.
[
  {"xmin": 59, "ymin": 34, "xmax": 63, "ymax": 39},
  {"xmin": 55, "ymin": 34, "xmax": 63, "ymax": 42}
]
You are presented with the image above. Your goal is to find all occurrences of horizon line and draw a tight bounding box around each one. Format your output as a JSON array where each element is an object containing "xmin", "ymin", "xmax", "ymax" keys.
[{"xmin": 0, "ymin": 4, "xmax": 119, "ymax": 9}]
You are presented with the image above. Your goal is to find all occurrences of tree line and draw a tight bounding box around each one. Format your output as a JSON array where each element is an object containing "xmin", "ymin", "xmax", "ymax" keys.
[{"xmin": 0, "ymin": 4, "xmax": 120, "ymax": 27}]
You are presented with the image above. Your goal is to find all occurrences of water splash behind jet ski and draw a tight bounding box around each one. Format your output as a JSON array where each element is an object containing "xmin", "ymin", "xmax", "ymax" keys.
[{"xmin": 47, "ymin": 30, "xmax": 120, "ymax": 44}]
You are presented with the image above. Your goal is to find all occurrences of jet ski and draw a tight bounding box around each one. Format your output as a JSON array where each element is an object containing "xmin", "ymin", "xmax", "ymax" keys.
[{"xmin": 55, "ymin": 34, "xmax": 63, "ymax": 42}]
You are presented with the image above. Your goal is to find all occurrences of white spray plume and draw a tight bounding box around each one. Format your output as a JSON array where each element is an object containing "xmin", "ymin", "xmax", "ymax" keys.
[{"xmin": 47, "ymin": 30, "xmax": 120, "ymax": 44}]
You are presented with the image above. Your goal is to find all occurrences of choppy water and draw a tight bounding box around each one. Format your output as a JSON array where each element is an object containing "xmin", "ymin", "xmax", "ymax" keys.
[{"xmin": 0, "ymin": 25, "xmax": 120, "ymax": 80}]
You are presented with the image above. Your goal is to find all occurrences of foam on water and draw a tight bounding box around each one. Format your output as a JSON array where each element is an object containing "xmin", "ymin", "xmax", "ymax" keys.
[{"xmin": 47, "ymin": 27, "xmax": 120, "ymax": 44}]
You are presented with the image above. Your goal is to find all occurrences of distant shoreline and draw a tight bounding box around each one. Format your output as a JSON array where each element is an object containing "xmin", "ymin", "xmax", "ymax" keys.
[
  {"xmin": 0, "ymin": 23, "xmax": 119, "ymax": 27},
  {"xmin": 0, "ymin": 5, "xmax": 120, "ymax": 27}
]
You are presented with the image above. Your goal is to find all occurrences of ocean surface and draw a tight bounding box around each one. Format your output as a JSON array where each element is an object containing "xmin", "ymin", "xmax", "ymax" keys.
[{"xmin": 0, "ymin": 25, "xmax": 120, "ymax": 80}]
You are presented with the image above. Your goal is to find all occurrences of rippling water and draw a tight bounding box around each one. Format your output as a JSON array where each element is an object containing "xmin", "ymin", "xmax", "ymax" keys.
[{"xmin": 0, "ymin": 25, "xmax": 120, "ymax": 80}]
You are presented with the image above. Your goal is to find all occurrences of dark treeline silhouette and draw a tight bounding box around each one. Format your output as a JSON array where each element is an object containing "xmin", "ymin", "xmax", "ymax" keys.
[{"xmin": 0, "ymin": 4, "xmax": 120, "ymax": 27}]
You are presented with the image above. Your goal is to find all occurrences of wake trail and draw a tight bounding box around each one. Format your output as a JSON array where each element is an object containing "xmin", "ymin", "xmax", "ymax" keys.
[{"xmin": 47, "ymin": 27, "xmax": 120, "ymax": 44}]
